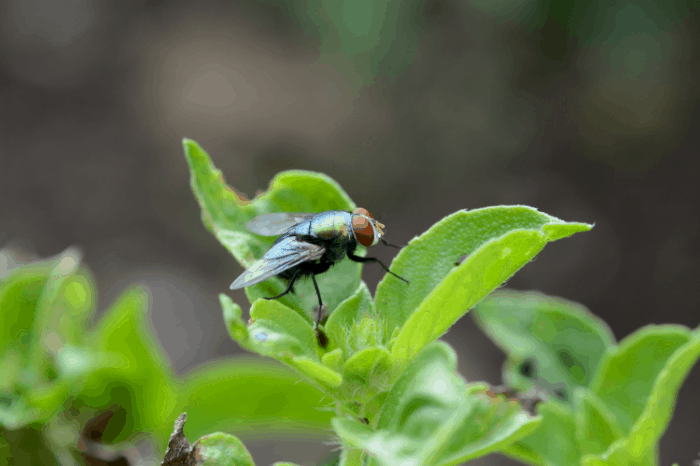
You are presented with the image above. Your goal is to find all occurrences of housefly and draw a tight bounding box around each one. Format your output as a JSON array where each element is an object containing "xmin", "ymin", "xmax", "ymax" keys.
[{"xmin": 229, "ymin": 207, "xmax": 409, "ymax": 344}]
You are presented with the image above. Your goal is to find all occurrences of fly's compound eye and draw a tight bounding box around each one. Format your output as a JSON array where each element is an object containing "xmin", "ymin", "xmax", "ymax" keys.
[
  {"xmin": 352, "ymin": 214, "xmax": 375, "ymax": 247},
  {"xmin": 352, "ymin": 207, "xmax": 374, "ymax": 219}
]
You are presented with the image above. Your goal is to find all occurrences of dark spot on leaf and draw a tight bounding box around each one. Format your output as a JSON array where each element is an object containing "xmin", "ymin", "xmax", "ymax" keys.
[
  {"xmin": 553, "ymin": 388, "xmax": 568, "ymax": 401},
  {"xmin": 557, "ymin": 350, "xmax": 586, "ymax": 383},
  {"xmin": 454, "ymin": 254, "xmax": 468, "ymax": 266},
  {"xmin": 519, "ymin": 358, "xmax": 537, "ymax": 379}
]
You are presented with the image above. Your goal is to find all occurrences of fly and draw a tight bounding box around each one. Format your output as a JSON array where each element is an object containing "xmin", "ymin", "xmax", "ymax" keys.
[{"xmin": 230, "ymin": 207, "xmax": 409, "ymax": 345}]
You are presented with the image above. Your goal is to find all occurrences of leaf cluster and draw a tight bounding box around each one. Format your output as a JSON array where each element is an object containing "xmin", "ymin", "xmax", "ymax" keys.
[{"xmin": 0, "ymin": 250, "xmax": 333, "ymax": 465}]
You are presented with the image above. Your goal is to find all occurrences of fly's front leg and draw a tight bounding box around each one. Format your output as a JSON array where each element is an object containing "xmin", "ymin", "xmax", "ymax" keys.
[{"xmin": 347, "ymin": 252, "xmax": 409, "ymax": 284}]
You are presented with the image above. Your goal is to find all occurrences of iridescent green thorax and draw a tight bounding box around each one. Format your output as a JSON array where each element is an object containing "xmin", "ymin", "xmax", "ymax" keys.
[{"xmin": 308, "ymin": 211, "xmax": 352, "ymax": 240}]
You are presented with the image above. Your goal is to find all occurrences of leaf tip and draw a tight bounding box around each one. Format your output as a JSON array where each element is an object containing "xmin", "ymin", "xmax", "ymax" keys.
[{"xmin": 543, "ymin": 221, "xmax": 594, "ymax": 241}]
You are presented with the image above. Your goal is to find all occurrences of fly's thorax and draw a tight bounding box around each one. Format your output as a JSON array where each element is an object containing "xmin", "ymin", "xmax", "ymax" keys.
[
  {"xmin": 351, "ymin": 207, "xmax": 384, "ymax": 247},
  {"xmin": 308, "ymin": 211, "xmax": 353, "ymax": 241}
]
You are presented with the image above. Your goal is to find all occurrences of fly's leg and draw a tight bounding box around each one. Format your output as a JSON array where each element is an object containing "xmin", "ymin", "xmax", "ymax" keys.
[
  {"xmin": 264, "ymin": 271, "xmax": 300, "ymax": 300},
  {"xmin": 347, "ymin": 252, "xmax": 410, "ymax": 284},
  {"xmin": 311, "ymin": 274, "xmax": 324, "ymax": 328},
  {"xmin": 311, "ymin": 274, "xmax": 328, "ymax": 347}
]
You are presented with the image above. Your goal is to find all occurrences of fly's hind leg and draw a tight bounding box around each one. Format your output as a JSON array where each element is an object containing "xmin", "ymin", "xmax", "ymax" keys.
[
  {"xmin": 311, "ymin": 274, "xmax": 329, "ymax": 348},
  {"xmin": 264, "ymin": 271, "xmax": 300, "ymax": 300},
  {"xmin": 310, "ymin": 274, "xmax": 324, "ymax": 328},
  {"xmin": 347, "ymin": 252, "xmax": 410, "ymax": 284}
]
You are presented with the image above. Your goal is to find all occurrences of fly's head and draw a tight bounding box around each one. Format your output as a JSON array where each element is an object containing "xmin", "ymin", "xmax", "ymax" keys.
[{"xmin": 351, "ymin": 207, "xmax": 385, "ymax": 247}]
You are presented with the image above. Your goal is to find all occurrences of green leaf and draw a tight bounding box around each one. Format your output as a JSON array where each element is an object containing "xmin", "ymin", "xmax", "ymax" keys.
[
  {"xmin": 248, "ymin": 299, "xmax": 319, "ymax": 359},
  {"xmin": 291, "ymin": 358, "xmax": 343, "ymax": 389},
  {"xmin": 590, "ymin": 325, "xmax": 691, "ymax": 433},
  {"xmin": 340, "ymin": 347, "xmax": 392, "ymax": 404},
  {"xmin": 376, "ymin": 341, "xmax": 458, "ymax": 430},
  {"xmin": 28, "ymin": 249, "xmax": 85, "ymax": 367},
  {"xmin": 80, "ymin": 287, "xmax": 178, "ymax": 443},
  {"xmin": 0, "ymin": 261, "xmax": 52, "ymax": 354},
  {"xmin": 626, "ymin": 327, "xmax": 700, "ymax": 455},
  {"xmin": 0, "ymin": 425, "xmax": 60, "ymax": 466},
  {"xmin": 181, "ymin": 358, "xmax": 333, "ymax": 441},
  {"xmin": 0, "ymin": 251, "xmax": 98, "ymax": 430},
  {"xmin": 474, "ymin": 290, "xmax": 615, "ymax": 402},
  {"xmin": 194, "ymin": 432, "xmax": 255, "ymax": 466},
  {"xmin": 220, "ymin": 294, "xmax": 249, "ymax": 342},
  {"xmin": 222, "ymin": 295, "xmax": 343, "ymax": 390},
  {"xmin": 505, "ymin": 402, "xmax": 581, "ymax": 466},
  {"xmin": 0, "ymin": 250, "xmax": 95, "ymax": 362},
  {"xmin": 376, "ymin": 206, "xmax": 592, "ymax": 339},
  {"xmin": 322, "ymin": 348, "xmax": 344, "ymax": 373},
  {"xmin": 324, "ymin": 282, "xmax": 376, "ymax": 352},
  {"xmin": 582, "ymin": 326, "xmax": 700, "ymax": 465},
  {"xmin": 574, "ymin": 388, "xmax": 624, "ymax": 456},
  {"xmin": 183, "ymin": 139, "xmax": 359, "ymax": 318},
  {"xmin": 335, "ymin": 342, "xmax": 540, "ymax": 466},
  {"xmin": 581, "ymin": 440, "xmax": 657, "ymax": 466}
]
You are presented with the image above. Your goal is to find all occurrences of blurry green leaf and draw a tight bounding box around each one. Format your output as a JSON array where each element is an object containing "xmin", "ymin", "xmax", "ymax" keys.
[
  {"xmin": 0, "ymin": 261, "xmax": 51, "ymax": 353},
  {"xmin": 184, "ymin": 139, "xmax": 359, "ymax": 319},
  {"xmin": 626, "ymin": 327, "xmax": 700, "ymax": 455},
  {"xmin": 181, "ymin": 358, "xmax": 333, "ymax": 441},
  {"xmin": 194, "ymin": 432, "xmax": 255, "ymax": 466},
  {"xmin": 474, "ymin": 290, "xmax": 615, "ymax": 402},
  {"xmin": 29, "ymin": 249, "xmax": 83, "ymax": 367},
  {"xmin": 220, "ymin": 294, "xmax": 249, "ymax": 342},
  {"xmin": 335, "ymin": 342, "xmax": 540, "ymax": 466},
  {"xmin": 590, "ymin": 325, "xmax": 691, "ymax": 433},
  {"xmin": 581, "ymin": 441, "xmax": 657, "ymax": 466},
  {"xmin": 0, "ymin": 251, "xmax": 99, "ymax": 430},
  {"xmin": 80, "ymin": 287, "xmax": 178, "ymax": 443},
  {"xmin": 0, "ymin": 426, "xmax": 60, "ymax": 466},
  {"xmin": 581, "ymin": 326, "xmax": 700, "ymax": 465},
  {"xmin": 574, "ymin": 388, "xmax": 624, "ymax": 456},
  {"xmin": 504, "ymin": 402, "xmax": 581, "ymax": 466}
]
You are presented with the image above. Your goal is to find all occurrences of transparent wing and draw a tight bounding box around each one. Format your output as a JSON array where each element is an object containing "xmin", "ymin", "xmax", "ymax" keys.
[
  {"xmin": 229, "ymin": 237, "xmax": 325, "ymax": 289},
  {"xmin": 246, "ymin": 213, "xmax": 314, "ymax": 236}
]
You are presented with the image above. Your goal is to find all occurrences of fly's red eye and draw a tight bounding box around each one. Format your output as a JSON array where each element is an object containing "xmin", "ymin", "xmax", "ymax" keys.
[
  {"xmin": 352, "ymin": 214, "xmax": 374, "ymax": 247},
  {"xmin": 352, "ymin": 207, "xmax": 373, "ymax": 219}
]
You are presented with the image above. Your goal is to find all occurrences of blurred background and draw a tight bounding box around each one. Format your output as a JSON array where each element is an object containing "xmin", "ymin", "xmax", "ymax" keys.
[{"xmin": 1, "ymin": 0, "xmax": 699, "ymax": 463}]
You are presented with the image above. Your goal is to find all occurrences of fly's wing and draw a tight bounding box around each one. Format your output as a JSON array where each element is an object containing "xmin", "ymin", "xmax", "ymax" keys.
[
  {"xmin": 246, "ymin": 213, "xmax": 314, "ymax": 236},
  {"xmin": 229, "ymin": 237, "xmax": 325, "ymax": 289}
]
